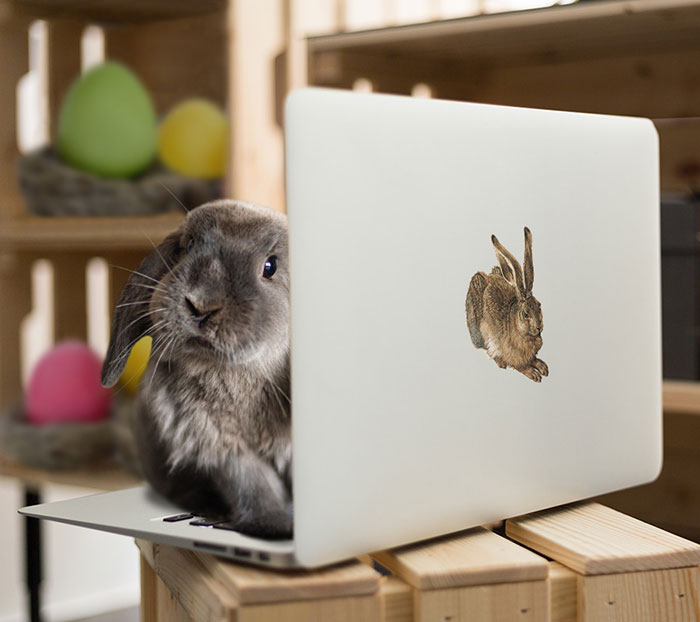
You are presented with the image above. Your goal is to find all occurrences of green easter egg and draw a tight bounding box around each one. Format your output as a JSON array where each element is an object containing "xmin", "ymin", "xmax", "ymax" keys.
[{"xmin": 57, "ymin": 61, "xmax": 157, "ymax": 178}]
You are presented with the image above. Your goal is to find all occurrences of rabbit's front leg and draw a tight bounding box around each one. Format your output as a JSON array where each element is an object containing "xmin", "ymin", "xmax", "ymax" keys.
[
  {"xmin": 219, "ymin": 450, "xmax": 293, "ymax": 539},
  {"xmin": 532, "ymin": 358, "xmax": 549, "ymax": 377}
]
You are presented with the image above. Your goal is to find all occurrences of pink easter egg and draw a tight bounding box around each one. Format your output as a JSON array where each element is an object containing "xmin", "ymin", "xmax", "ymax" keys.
[{"xmin": 25, "ymin": 341, "xmax": 112, "ymax": 425}]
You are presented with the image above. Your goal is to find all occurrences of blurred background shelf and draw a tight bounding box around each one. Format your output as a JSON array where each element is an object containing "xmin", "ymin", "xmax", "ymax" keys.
[
  {"xmin": 0, "ymin": 213, "xmax": 184, "ymax": 252},
  {"xmin": 9, "ymin": 0, "xmax": 226, "ymax": 23},
  {"xmin": 0, "ymin": 449, "xmax": 139, "ymax": 491},
  {"xmin": 308, "ymin": 0, "xmax": 700, "ymax": 68}
]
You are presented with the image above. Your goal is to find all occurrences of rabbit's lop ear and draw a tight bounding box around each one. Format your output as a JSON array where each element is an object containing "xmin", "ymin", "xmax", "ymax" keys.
[
  {"xmin": 491, "ymin": 234, "xmax": 526, "ymax": 296},
  {"xmin": 523, "ymin": 227, "xmax": 534, "ymax": 294},
  {"xmin": 101, "ymin": 231, "xmax": 181, "ymax": 387}
]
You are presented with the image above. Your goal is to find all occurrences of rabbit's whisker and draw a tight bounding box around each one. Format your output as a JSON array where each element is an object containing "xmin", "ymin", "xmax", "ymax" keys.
[
  {"xmin": 149, "ymin": 334, "xmax": 177, "ymax": 390},
  {"xmin": 110, "ymin": 264, "xmax": 164, "ymax": 287},
  {"xmin": 157, "ymin": 181, "xmax": 190, "ymax": 213},
  {"xmin": 142, "ymin": 230, "xmax": 176, "ymax": 279},
  {"xmin": 115, "ymin": 300, "xmax": 152, "ymax": 309}
]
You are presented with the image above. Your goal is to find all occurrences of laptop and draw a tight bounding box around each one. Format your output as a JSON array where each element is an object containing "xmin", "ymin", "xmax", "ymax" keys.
[{"xmin": 20, "ymin": 88, "xmax": 662, "ymax": 569}]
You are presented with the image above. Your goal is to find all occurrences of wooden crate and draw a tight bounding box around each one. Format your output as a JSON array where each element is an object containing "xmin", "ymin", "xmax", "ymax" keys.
[
  {"xmin": 138, "ymin": 502, "xmax": 700, "ymax": 622},
  {"xmin": 0, "ymin": 0, "xmax": 288, "ymax": 487}
]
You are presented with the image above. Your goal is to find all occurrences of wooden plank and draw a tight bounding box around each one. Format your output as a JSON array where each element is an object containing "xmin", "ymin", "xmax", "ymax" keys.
[
  {"xmin": 506, "ymin": 502, "xmax": 700, "ymax": 576},
  {"xmin": 46, "ymin": 19, "xmax": 82, "ymax": 141},
  {"xmin": 373, "ymin": 527, "xmax": 548, "ymax": 590},
  {"xmin": 156, "ymin": 573, "xmax": 195, "ymax": 622},
  {"xmin": 237, "ymin": 594, "xmax": 380, "ymax": 622},
  {"xmin": 414, "ymin": 579, "xmax": 548, "ymax": 622},
  {"xmin": 381, "ymin": 576, "xmax": 413, "ymax": 622},
  {"xmin": 228, "ymin": 0, "xmax": 286, "ymax": 211},
  {"xmin": 0, "ymin": 448, "xmax": 140, "ymax": 490},
  {"xmin": 0, "ymin": 5, "xmax": 31, "ymax": 219},
  {"xmin": 153, "ymin": 544, "xmax": 238, "ymax": 622},
  {"xmin": 51, "ymin": 253, "xmax": 88, "ymax": 342},
  {"xmin": 578, "ymin": 566, "xmax": 700, "ymax": 622},
  {"xmin": 196, "ymin": 552, "xmax": 380, "ymax": 605},
  {"xmin": 307, "ymin": 0, "xmax": 700, "ymax": 64},
  {"xmin": 105, "ymin": 9, "xmax": 227, "ymax": 114},
  {"xmin": 140, "ymin": 553, "xmax": 158, "ymax": 622},
  {"xmin": 549, "ymin": 562, "xmax": 576, "ymax": 622},
  {"xmin": 663, "ymin": 380, "xmax": 700, "ymax": 415},
  {"xmin": 12, "ymin": 0, "xmax": 225, "ymax": 22},
  {"xmin": 137, "ymin": 538, "xmax": 156, "ymax": 569},
  {"xmin": 0, "ymin": 214, "xmax": 183, "ymax": 252},
  {"xmin": 0, "ymin": 253, "xmax": 32, "ymax": 404}
]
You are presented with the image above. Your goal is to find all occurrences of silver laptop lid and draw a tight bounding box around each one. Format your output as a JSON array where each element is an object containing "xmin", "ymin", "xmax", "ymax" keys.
[{"xmin": 286, "ymin": 88, "xmax": 661, "ymax": 567}]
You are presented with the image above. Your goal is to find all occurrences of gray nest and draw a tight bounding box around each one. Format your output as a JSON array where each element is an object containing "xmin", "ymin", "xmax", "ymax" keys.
[
  {"xmin": 0, "ymin": 398, "xmax": 142, "ymax": 476},
  {"xmin": 17, "ymin": 147, "xmax": 222, "ymax": 217}
]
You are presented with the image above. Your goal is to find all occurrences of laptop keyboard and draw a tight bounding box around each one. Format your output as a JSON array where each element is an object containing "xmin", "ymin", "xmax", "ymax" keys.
[{"xmin": 161, "ymin": 512, "xmax": 277, "ymax": 564}]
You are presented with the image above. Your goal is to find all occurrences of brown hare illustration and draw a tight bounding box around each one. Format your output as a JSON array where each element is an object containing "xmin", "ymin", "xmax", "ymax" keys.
[{"xmin": 465, "ymin": 227, "xmax": 548, "ymax": 383}]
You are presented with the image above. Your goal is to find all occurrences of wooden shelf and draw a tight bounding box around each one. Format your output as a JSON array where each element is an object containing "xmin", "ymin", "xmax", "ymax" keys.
[
  {"xmin": 0, "ymin": 449, "xmax": 140, "ymax": 491},
  {"xmin": 10, "ymin": 0, "xmax": 226, "ymax": 24},
  {"xmin": 663, "ymin": 380, "xmax": 700, "ymax": 415},
  {"xmin": 308, "ymin": 0, "xmax": 700, "ymax": 68},
  {"xmin": 0, "ymin": 213, "xmax": 184, "ymax": 253}
]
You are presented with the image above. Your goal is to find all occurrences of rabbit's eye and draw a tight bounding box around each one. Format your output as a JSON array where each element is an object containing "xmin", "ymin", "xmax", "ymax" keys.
[
  {"xmin": 186, "ymin": 238, "xmax": 195, "ymax": 253},
  {"xmin": 263, "ymin": 256, "xmax": 277, "ymax": 279},
  {"xmin": 523, "ymin": 312, "xmax": 530, "ymax": 319}
]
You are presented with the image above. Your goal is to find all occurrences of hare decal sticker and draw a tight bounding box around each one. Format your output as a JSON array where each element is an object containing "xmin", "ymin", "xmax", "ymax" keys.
[{"xmin": 465, "ymin": 227, "xmax": 548, "ymax": 383}]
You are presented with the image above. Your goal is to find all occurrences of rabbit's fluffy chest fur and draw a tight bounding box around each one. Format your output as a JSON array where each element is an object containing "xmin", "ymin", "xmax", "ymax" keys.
[
  {"xmin": 143, "ymin": 357, "xmax": 291, "ymax": 474},
  {"xmin": 482, "ymin": 279, "xmax": 541, "ymax": 370}
]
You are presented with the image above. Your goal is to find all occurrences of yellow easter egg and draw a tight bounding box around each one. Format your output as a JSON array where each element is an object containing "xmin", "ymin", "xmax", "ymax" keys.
[
  {"xmin": 119, "ymin": 336, "xmax": 152, "ymax": 395},
  {"xmin": 157, "ymin": 98, "xmax": 227, "ymax": 179}
]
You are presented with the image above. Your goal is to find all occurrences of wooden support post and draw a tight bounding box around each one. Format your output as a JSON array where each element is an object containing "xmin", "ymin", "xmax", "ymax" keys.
[
  {"xmin": 51, "ymin": 254, "xmax": 88, "ymax": 342},
  {"xmin": 373, "ymin": 526, "xmax": 550, "ymax": 621},
  {"xmin": 0, "ymin": 253, "xmax": 32, "ymax": 404},
  {"xmin": 0, "ymin": 4, "xmax": 31, "ymax": 219},
  {"xmin": 507, "ymin": 502, "xmax": 700, "ymax": 622}
]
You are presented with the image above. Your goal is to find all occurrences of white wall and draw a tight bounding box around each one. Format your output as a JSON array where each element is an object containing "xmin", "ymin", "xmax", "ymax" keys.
[{"xmin": 0, "ymin": 480, "xmax": 139, "ymax": 622}]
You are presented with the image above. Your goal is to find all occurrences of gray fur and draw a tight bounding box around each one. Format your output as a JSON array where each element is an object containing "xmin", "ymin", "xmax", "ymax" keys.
[{"xmin": 102, "ymin": 200, "xmax": 292, "ymax": 538}]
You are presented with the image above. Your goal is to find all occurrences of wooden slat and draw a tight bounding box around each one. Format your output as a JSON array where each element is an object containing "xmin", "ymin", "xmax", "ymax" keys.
[
  {"xmin": 151, "ymin": 543, "xmax": 238, "ymax": 622},
  {"xmin": 0, "ymin": 214, "xmax": 183, "ymax": 252},
  {"xmin": 105, "ymin": 9, "xmax": 226, "ymax": 115},
  {"xmin": 46, "ymin": 19, "xmax": 82, "ymax": 141},
  {"xmin": 237, "ymin": 594, "xmax": 381, "ymax": 622},
  {"xmin": 381, "ymin": 576, "xmax": 413, "ymax": 622},
  {"xmin": 140, "ymin": 553, "xmax": 158, "ymax": 622},
  {"xmin": 228, "ymin": 0, "xmax": 286, "ymax": 211},
  {"xmin": 156, "ymin": 573, "xmax": 195, "ymax": 622},
  {"xmin": 0, "ymin": 448, "xmax": 140, "ymax": 490},
  {"xmin": 549, "ymin": 562, "xmax": 576, "ymax": 622},
  {"xmin": 12, "ymin": 0, "xmax": 226, "ymax": 23},
  {"xmin": 0, "ymin": 5, "xmax": 31, "ymax": 219},
  {"xmin": 0, "ymin": 253, "xmax": 32, "ymax": 404},
  {"xmin": 196, "ymin": 552, "xmax": 380, "ymax": 606},
  {"xmin": 51, "ymin": 253, "xmax": 88, "ymax": 342},
  {"xmin": 663, "ymin": 380, "xmax": 700, "ymax": 415},
  {"xmin": 307, "ymin": 0, "xmax": 700, "ymax": 65},
  {"xmin": 414, "ymin": 579, "xmax": 549, "ymax": 622},
  {"xmin": 578, "ymin": 566, "xmax": 700, "ymax": 622},
  {"xmin": 373, "ymin": 527, "xmax": 548, "ymax": 590},
  {"xmin": 506, "ymin": 502, "xmax": 700, "ymax": 576}
]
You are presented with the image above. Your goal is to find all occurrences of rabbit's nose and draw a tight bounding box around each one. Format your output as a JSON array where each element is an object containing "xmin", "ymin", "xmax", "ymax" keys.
[{"xmin": 185, "ymin": 297, "xmax": 222, "ymax": 325}]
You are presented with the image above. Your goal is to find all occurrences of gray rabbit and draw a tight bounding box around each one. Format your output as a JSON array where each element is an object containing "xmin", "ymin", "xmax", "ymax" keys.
[{"xmin": 101, "ymin": 200, "xmax": 292, "ymax": 538}]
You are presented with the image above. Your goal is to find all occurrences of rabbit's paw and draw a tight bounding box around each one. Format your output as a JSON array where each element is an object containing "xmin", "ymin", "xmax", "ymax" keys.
[
  {"xmin": 533, "ymin": 358, "xmax": 548, "ymax": 377},
  {"xmin": 492, "ymin": 356, "xmax": 508, "ymax": 369},
  {"xmin": 520, "ymin": 366, "xmax": 542, "ymax": 383}
]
